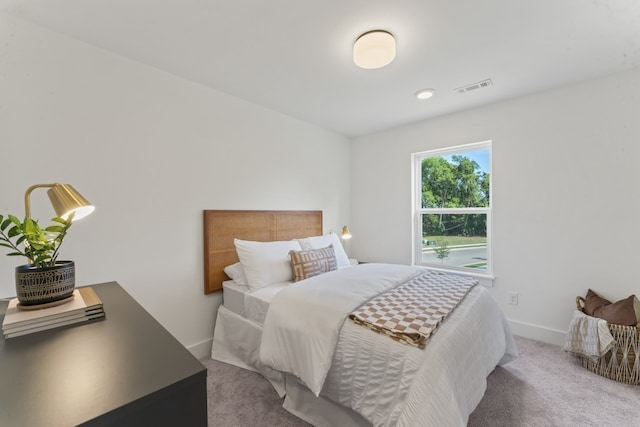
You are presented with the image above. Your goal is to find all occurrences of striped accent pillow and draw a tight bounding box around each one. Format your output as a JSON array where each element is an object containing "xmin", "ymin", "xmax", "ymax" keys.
[{"xmin": 289, "ymin": 245, "xmax": 338, "ymax": 281}]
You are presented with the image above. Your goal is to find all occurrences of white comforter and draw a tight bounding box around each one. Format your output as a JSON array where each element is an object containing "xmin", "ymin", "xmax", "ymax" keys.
[
  {"xmin": 259, "ymin": 263, "xmax": 518, "ymax": 426},
  {"xmin": 260, "ymin": 263, "xmax": 423, "ymax": 395}
]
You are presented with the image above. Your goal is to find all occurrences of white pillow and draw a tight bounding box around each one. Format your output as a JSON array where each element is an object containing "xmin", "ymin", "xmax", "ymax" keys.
[
  {"xmin": 297, "ymin": 232, "xmax": 350, "ymax": 269},
  {"xmin": 234, "ymin": 239, "xmax": 302, "ymax": 290},
  {"xmin": 223, "ymin": 262, "xmax": 248, "ymax": 286}
]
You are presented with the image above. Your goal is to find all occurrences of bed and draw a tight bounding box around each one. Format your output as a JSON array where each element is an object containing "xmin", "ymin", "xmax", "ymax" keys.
[{"xmin": 206, "ymin": 210, "xmax": 518, "ymax": 427}]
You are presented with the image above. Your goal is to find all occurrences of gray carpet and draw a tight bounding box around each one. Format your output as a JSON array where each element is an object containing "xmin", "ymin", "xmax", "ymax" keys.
[
  {"xmin": 467, "ymin": 336, "xmax": 639, "ymax": 427},
  {"xmin": 203, "ymin": 336, "xmax": 640, "ymax": 426}
]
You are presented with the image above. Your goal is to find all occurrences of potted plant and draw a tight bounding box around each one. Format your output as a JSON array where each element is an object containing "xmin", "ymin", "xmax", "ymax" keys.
[{"xmin": 0, "ymin": 214, "xmax": 75, "ymax": 307}]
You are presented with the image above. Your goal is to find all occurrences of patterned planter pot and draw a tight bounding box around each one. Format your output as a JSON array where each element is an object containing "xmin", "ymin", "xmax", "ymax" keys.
[{"xmin": 15, "ymin": 261, "xmax": 75, "ymax": 306}]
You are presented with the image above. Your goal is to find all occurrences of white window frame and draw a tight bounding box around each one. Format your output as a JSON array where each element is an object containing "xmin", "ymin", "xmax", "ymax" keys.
[{"xmin": 412, "ymin": 140, "xmax": 493, "ymax": 278}]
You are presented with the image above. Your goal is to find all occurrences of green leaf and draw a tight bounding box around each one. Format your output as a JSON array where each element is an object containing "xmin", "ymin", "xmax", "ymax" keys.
[
  {"xmin": 24, "ymin": 220, "xmax": 34, "ymax": 234},
  {"xmin": 7, "ymin": 225, "xmax": 21, "ymax": 238},
  {"xmin": 2, "ymin": 212, "xmax": 72, "ymax": 265},
  {"xmin": 45, "ymin": 225, "xmax": 64, "ymax": 233}
]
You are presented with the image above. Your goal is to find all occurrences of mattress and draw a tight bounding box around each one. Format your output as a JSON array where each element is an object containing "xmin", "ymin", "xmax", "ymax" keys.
[
  {"xmin": 221, "ymin": 279, "xmax": 290, "ymax": 325},
  {"xmin": 221, "ymin": 280, "xmax": 248, "ymax": 317}
]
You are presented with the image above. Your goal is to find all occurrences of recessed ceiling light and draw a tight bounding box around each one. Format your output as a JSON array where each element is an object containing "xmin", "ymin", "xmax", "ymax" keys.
[
  {"xmin": 415, "ymin": 88, "xmax": 435, "ymax": 99},
  {"xmin": 353, "ymin": 30, "xmax": 396, "ymax": 69}
]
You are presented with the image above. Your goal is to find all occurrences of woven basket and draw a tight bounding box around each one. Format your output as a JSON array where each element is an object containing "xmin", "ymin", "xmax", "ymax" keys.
[{"xmin": 576, "ymin": 296, "xmax": 640, "ymax": 385}]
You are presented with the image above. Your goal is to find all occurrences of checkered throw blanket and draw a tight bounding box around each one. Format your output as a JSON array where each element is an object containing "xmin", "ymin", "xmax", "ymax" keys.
[{"xmin": 349, "ymin": 270, "xmax": 477, "ymax": 348}]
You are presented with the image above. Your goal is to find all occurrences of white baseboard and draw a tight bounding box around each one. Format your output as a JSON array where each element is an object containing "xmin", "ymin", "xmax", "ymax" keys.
[
  {"xmin": 187, "ymin": 338, "xmax": 213, "ymax": 360},
  {"xmin": 508, "ymin": 319, "xmax": 566, "ymax": 346}
]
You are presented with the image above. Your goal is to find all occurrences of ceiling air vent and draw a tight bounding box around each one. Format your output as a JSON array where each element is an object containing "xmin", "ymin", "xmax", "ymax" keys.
[{"xmin": 455, "ymin": 79, "xmax": 493, "ymax": 94}]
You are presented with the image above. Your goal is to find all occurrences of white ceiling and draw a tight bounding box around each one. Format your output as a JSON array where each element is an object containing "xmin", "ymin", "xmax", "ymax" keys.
[{"xmin": 1, "ymin": 0, "xmax": 639, "ymax": 137}]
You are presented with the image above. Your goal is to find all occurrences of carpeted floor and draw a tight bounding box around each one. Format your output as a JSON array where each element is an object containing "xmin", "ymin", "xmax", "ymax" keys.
[
  {"xmin": 467, "ymin": 336, "xmax": 639, "ymax": 427},
  {"xmin": 203, "ymin": 335, "xmax": 640, "ymax": 426}
]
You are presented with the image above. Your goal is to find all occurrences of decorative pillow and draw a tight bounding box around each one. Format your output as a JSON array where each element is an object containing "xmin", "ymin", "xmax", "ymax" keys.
[
  {"xmin": 297, "ymin": 233, "xmax": 350, "ymax": 269},
  {"xmin": 223, "ymin": 262, "xmax": 248, "ymax": 286},
  {"xmin": 234, "ymin": 239, "xmax": 302, "ymax": 290},
  {"xmin": 583, "ymin": 289, "xmax": 611, "ymax": 316},
  {"xmin": 289, "ymin": 245, "xmax": 338, "ymax": 281},
  {"xmin": 593, "ymin": 295, "xmax": 638, "ymax": 326}
]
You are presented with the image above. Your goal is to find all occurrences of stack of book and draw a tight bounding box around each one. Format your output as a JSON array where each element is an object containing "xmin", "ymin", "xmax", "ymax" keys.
[{"xmin": 1, "ymin": 287, "xmax": 105, "ymax": 338}]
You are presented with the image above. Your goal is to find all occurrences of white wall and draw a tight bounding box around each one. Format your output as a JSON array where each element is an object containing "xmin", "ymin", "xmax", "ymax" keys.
[
  {"xmin": 4, "ymin": 13, "xmax": 638, "ymax": 353},
  {"xmin": 0, "ymin": 14, "xmax": 350, "ymax": 357},
  {"xmin": 351, "ymin": 68, "xmax": 640, "ymax": 345}
]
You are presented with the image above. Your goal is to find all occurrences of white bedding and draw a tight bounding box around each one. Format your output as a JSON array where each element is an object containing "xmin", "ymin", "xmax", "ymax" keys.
[
  {"xmin": 324, "ymin": 284, "xmax": 516, "ymax": 426},
  {"xmin": 245, "ymin": 281, "xmax": 290, "ymax": 324},
  {"xmin": 260, "ymin": 263, "xmax": 423, "ymax": 395},
  {"xmin": 221, "ymin": 279, "xmax": 290, "ymax": 325},
  {"xmin": 213, "ymin": 262, "xmax": 517, "ymax": 426},
  {"xmin": 257, "ymin": 263, "xmax": 517, "ymax": 426},
  {"xmin": 221, "ymin": 280, "xmax": 248, "ymax": 317}
]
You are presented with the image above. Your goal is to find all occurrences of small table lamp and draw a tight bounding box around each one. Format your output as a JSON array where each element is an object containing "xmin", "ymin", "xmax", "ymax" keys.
[
  {"xmin": 341, "ymin": 226, "xmax": 352, "ymax": 240},
  {"xmin": 341, "ymin": 226, "xmax": 355, "ymax": 262},
  {"xmin": 25, "ymin": 183, "xmax": 94, "ymax": 221}
]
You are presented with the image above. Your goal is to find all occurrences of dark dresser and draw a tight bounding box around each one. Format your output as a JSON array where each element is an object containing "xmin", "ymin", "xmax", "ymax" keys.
[{"xmin": 0, "ymin": 281, "xmax": 207, "ymax": 426}]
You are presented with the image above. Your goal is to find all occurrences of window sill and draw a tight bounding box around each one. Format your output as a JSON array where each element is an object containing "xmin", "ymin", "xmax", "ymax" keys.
[{"xmin": 414, "ymin": 265, "xmax": 495, "ymax": 288}]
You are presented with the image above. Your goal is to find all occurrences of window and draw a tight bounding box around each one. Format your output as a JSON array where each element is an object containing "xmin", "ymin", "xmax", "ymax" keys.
[{"xmin": 412, "ymin": 141, "xmax": 492, "ymax": 276}]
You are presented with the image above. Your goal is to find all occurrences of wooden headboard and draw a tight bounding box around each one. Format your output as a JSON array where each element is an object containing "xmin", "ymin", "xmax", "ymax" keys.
[{"xmin": 203, "ymin": 210, "xmax": 323, "ymax": 294}]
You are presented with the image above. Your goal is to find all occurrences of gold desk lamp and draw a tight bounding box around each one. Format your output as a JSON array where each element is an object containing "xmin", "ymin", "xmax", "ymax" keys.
[{"xmin": 25, "ymin": 183, "xmax": 94, "ymax": 221}]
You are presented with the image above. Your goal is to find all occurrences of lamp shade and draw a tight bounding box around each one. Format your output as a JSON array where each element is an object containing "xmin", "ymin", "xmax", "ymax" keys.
[
  {"xmin": 47, "ymin": 184, "xmax": 95, "ymax": 221},
  {"xmin": 341, "ymin": 226, "xmax": 352, "ymax": 240},
  {"xmin": 353, "ymin": 30, "xmax": 396, "ymax": 69}
]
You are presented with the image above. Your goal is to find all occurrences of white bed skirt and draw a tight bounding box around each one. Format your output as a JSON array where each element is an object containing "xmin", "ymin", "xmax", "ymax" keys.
[
  {"xmin": 211, "ymin": 306, "xmax": 286, "ymax": 397},
  {"xmin": 283, "ymin": 373, "xmax": 370, "ymax": 427},
  {"xmin": 211, "ymin": 306, "xmax": 376, "ymax": 425}
]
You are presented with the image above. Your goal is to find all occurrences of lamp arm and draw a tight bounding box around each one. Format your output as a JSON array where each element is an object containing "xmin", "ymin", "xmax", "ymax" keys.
[{"xmin": 24, "ymin": 183, "xmax": 58, "ymax": 219}]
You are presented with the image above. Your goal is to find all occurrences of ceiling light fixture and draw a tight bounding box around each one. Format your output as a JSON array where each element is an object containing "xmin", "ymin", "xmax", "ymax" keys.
[
  {"xmin": 353, "ymin": 30, "xmax": 396, "ymax": 69},
  {"xmin": 415, "ymin": 88, "xmax": 436, "ymax": 100}
]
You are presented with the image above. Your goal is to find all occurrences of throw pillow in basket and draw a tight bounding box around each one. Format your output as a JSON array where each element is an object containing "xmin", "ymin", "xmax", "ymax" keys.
[{"xmin": 583, "ymin": 289, "xmax": 640, "ymax": 326}]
